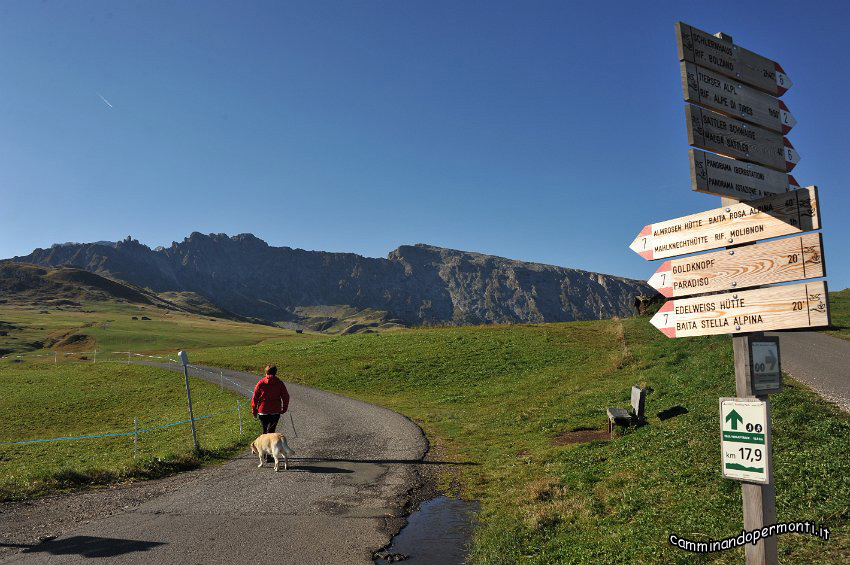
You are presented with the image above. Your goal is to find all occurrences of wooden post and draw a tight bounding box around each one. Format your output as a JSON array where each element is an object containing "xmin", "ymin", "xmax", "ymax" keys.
[
  {"xmin": 733, "ymin": 333, "xmax": 778, "ymax": 564},
  {"xmin": 722, "ymin": 98, "xmax": 778, "ymax": 562}
]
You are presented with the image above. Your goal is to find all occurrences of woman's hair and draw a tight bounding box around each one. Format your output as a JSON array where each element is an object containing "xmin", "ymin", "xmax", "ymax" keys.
[{"xmin": 265, "ymin": 365, "xmax": 277, "ymax": 376}]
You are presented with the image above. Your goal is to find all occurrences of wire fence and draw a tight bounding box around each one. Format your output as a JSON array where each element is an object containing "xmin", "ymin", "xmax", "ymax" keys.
[{"xmin": 0, "ymin": 352, "xmax": 255, "ymax": 453}]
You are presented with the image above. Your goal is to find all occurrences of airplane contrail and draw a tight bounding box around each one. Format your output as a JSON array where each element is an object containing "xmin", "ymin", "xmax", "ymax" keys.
[{"xmin": 97, "ymin": 92, "xmax": 114, "ymax": 108}]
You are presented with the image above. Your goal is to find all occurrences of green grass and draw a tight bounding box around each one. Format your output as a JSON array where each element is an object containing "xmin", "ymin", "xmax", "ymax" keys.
[
  {"xmin": 826, "ymin": 288, "xmax": 850, "ymax": 342},
  {"xmin": 0, "ymin": 362, "xmax": 263, "ymax": 502},
  {"xmin": 190, "ymin": 319, "xmax": 850, "ymax": 564},
  {"xmin": 0, "ymin": 299, "xmax": 309, "ymax": 357}
]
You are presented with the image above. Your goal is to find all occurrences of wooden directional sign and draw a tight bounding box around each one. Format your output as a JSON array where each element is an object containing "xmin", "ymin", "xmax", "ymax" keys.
[
  {"xmin": 650, "ymin": 281, "xmax": 830, "ymax": 338},
  {"xmin": 690, "ymin": 149, "xmax": 799, "ymax": 201},
  {"xmin": 630, "ymin": 186, "xmax": 819, "ymax": 261},
  {"xmin": 681, "ymin": 62, "xmax": 796, "ymax": 134},
  {"xmin": 676, "ymin": 22, "xmax": 791, "ymax": 97},
  {"xmin": 686, "ymin": 105, "xmax": 800, "ymax": 172},
  {"xmin": 648, "ymin": 233, "xmax": 825, "ymax": 298}
]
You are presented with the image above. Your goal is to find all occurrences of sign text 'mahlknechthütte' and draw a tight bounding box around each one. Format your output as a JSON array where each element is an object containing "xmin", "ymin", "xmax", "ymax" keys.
[
  {"xmin": 648, "ymin": 233, "xmax": 824, "ymax": 298},
  {"xmin": 630, "ymin": 186, "xmax": 819, "ymax": 261}
]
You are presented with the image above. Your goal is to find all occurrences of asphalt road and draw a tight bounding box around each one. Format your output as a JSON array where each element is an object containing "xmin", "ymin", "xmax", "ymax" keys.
[
  {"xmin": 768, "ymin": 331, "xmax": 850, "ymax": 413},
  {"xmin": 1, "ymin": 363, "xmax": 428, "ymax": 564}
]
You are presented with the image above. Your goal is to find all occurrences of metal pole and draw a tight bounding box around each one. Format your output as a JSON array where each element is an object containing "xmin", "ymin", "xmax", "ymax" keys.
[
  {"xmin": 181, "ymin": 361, "xmax": 199, "ymax": 452},
  {"xmin": 128, "ymin": 352, "xmax": 131, "ymax": 366},
  {"xmin": 220, "ymin": 370, "xmax": 224, "ymax": 390},
  {"xmin": 237, "ymin": 400, "xmax": 243, "ymax": 435},
  {"xmin": 93, "ymin": 349, "xmax": 97, "ymax": 363},
  {"xmin": 54, "ymin": 352, "xmax": 57, "ymax": 364},
  {"xmin": 134, "ymin": 417, "xmax": 139, "ymax": 460}
]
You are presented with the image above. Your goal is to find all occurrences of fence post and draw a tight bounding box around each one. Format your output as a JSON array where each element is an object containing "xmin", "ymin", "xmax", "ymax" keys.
[
  {"xmin": 128, "ymin": 352, "xmax": 131, "ymax": 365},
  {"xmin": 220, "ymin": 370, "xmax": 224, "ymax": 390},
  {"xmin": 177, "ymin": 351, "xmax": 200, "ymax": 453},
  {"xmin": 93, "ymin": 350, "xmax": 97, "ymax": 363},
  {"xmin": 237, "ymin": 400, "xmax": 243, "ymax": 436},
  {"xmin": 54, "ymin": 352, "xmax": 57, "ymax": 364},
  {"xmin": 134, "ymin": 417, "xmax": 139, "ymax": 460}
]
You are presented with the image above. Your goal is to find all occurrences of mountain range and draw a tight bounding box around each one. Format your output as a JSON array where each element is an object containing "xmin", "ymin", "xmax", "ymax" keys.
[{"xmin": 4, "ymin": 233, "xmax": 656, "ymax": 331}]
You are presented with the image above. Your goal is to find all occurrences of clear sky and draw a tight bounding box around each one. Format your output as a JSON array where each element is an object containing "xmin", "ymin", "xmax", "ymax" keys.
[{"xmin": 1, "ymin": 1, "xmax": 848, "ymax": 290}]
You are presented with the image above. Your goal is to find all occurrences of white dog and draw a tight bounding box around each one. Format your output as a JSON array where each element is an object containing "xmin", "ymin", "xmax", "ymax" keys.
[{"xmin": 250, "ymin": 433, "xmax": 295, "ymax": 472}]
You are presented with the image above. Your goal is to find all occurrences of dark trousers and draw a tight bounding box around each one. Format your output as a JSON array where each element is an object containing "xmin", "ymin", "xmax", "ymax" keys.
[{"xmin": 258, "ymin": 414, "xmax": 280, "ymax": 434}]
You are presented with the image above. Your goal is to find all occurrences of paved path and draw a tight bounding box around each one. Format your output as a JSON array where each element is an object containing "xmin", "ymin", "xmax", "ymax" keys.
[
  {"xmin": 1, "ymin": 363, "xmax": 428, "ymax": 564},
  {"xmin": 768, "ymin": 332, "xmax": 850, "ymax": 413}
]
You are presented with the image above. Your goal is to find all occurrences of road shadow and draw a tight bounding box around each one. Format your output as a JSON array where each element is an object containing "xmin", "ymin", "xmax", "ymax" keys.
[
  {"xmin": 7, "ymin": 536, "xmax": 164, "ymax": 558},
  {"xmin": 288, "ymin": 464, "xmax": 354, "ymax": 474},
  {"xmin": 296, "ymin": 457, "xmax": 478, "ymax": 466}
]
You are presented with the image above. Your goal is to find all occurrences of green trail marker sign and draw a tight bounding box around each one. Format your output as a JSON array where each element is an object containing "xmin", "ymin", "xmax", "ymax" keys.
[{"xmin": 720, "ymin": 398, "xmax": 771, "ymax": 484}]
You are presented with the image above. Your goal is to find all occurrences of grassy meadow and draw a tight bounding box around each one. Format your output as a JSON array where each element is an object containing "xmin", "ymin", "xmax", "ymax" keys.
[
  {"xmin": 0, "ymin": 299, "xmax": 302, "ymax": 357},
  {"xmin": 826, "ymin": 288, "xmax": 850, "ymax": 342},
  {"xmin": 0, "ymin": 361, "xmax": 263, "ymax": 502},
  {"xmin": 192, "ymin": 317, "xmax": 850, "ymax": 563},
  {"xmin": 1, "ymin": 291, "xmax": 848, "ymax": 562}
]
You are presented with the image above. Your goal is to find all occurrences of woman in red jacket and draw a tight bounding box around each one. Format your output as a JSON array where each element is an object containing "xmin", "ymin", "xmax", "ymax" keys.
[{"xmin": 251, "ymin": 365, "xmax": 290, "ymax": 434}]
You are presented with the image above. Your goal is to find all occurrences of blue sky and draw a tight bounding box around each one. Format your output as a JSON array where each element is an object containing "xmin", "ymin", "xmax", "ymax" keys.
[{"xmin": 1, "ymin": 1, "xmax": 848, "ymax": 290}]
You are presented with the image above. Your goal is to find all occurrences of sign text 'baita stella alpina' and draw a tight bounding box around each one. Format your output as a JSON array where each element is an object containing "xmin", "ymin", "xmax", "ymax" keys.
[{"xmin": 650, "ymin": 281, "xmax": 830, "ymax": 338}]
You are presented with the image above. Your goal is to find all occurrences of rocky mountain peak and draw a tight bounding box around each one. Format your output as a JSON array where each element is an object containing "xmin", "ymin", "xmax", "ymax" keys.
[{"xmin": 5, "ymin": 233, "xmax": 656, "ymax": 326}]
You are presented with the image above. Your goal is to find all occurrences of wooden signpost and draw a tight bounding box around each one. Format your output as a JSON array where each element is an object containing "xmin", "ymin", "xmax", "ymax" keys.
[
  {"xmin": 648, "ymin": 233, "xmax": 825, "ymax": 297},
  {"xmin": 676, "ymin": 22, "xmax": 792, "ymax": 96},
  {"xmin": 627, "ymin": 24, "xmax": 830, "ymax": 564},
  {"xmin": 690, "ymin": 149, "xmax": 799, "ymax": 201},
  {"xmin": 649, "ymin": 281, "xmax": 830, "ymax": 338},
  {"xmin": 686, "ymin": 105, "xmax": 800, "ymax": 172},
  {"xmin": 682, "ymin": 62, "xmax": 796, "ymax": 134},
  {"xmin": 629, "ymin": 186, "xmax": 819, "ymax": 260}
]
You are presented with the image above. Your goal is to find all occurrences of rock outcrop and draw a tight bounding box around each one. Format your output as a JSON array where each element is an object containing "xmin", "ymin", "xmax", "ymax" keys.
[{"xmin": 6, "ymin": 233, "xmax": 656, "ymax": 326}]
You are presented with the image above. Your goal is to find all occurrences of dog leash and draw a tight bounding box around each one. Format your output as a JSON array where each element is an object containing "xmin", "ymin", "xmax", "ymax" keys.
[{"xmin": 289, "ymin": 411, "xmax": 298, "ymax": 437}]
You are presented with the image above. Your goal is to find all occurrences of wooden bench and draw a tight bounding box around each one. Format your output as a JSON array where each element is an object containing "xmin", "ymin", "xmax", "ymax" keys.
[{"xmin": 607, "ymin": 386, "xmax": 647, "ymax": 436}]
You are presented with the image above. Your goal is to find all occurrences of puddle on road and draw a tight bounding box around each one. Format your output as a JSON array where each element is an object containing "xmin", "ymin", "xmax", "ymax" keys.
[{"xmin": 375, "ymin": 496, "xmax": 480, "ymax": 564}]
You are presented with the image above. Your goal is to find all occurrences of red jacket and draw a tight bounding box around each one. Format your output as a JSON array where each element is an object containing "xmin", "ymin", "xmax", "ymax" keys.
[{"xmin": 251, "ymin": 374, "xmax": 289, "ymax": 415}]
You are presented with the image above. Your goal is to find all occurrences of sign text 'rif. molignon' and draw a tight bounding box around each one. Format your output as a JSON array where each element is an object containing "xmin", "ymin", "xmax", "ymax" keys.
[
  {"xmin": 648, "ymin": 233, "xmax": 825, "ymax": 298},
  {"xmin": 630, "ymin": 186, "xmax": 819, "ymax": 261}
]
